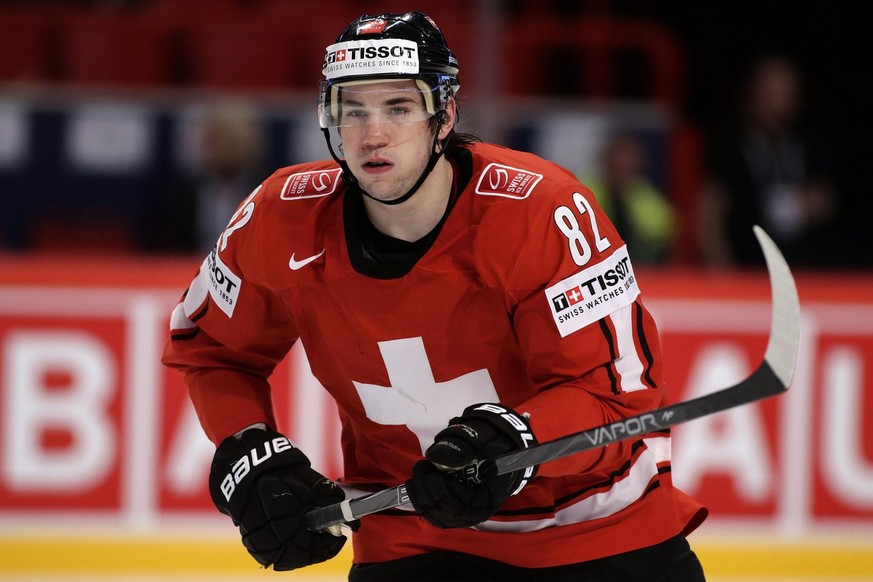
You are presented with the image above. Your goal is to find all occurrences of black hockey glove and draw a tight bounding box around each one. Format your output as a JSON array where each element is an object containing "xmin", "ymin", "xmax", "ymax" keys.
[
  {"xmin": 209, "ymin": 427, "xmax": 347, "ymax": 571},
  {"xmin": 406, "ymin": 403, "xmax": 538, "ymax": 529}
]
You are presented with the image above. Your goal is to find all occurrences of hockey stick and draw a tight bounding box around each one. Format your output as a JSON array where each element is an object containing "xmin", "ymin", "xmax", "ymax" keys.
[{"xmin": 304, "ymin": 225, "xmax": 801, "ymax": 531}]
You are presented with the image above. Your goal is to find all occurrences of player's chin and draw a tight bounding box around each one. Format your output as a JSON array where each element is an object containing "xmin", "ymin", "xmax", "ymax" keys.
[{"xmin": 359, "ymin": 182, "xmax": 406, "ymax": 203}]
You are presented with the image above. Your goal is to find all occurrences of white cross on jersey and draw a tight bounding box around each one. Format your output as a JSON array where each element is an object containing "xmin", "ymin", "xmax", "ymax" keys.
[{"xmin": 353, "ymin": 337, "xmax": 499, "ymax": 454}]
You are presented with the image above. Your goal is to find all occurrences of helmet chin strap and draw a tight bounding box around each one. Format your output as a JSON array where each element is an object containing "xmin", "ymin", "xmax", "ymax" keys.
[{"xmin": 322, "ymin": 113, "xmax": 448, "ymax": 206}]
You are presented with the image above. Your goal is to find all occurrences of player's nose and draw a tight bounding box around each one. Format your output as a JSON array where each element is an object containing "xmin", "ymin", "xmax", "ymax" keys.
[{"xmin": 361, "ymin": 121, "xmax": 390, "ymax": 147}]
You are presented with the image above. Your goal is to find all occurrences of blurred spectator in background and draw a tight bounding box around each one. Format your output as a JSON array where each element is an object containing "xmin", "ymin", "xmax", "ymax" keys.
[
  {"xmin": 141, "ymin": 101, "xmax": 267, "ymax": 253},
  {"xmin": 582, "ymin": 131, "xmax": 675, "ymax": 264},
  {"xmin": 696, "ymin": 54, "xmax": 842, "ymax": 268}
]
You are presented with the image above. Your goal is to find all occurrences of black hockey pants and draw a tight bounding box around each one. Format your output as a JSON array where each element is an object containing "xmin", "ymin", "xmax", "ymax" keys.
[{"xmin": 348, "ymin": 533, "xmax": 706, "ymax": 581}]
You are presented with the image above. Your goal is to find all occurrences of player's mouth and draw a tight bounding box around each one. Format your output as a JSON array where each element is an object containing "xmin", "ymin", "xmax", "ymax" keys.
[{"xmin": 362, "ymin": 158, "xmax": 393, "ymax": 174}]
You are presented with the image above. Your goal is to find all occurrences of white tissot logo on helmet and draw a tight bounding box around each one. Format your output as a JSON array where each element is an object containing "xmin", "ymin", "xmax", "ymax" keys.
[{"xmin": 324, "ymin": 39, "xmax": 419, "ymax": 80}]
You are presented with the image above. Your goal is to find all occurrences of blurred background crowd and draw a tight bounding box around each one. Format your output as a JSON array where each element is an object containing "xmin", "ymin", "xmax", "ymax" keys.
[{"xmin": 1, "ymin": 0, "xmax": 871, "ymax": 269}]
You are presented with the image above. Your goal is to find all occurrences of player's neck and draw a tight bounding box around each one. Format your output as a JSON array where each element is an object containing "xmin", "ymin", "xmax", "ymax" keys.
[{"xmin": 363, "ymin": 157, "xmax": 453, "ymax": 242}]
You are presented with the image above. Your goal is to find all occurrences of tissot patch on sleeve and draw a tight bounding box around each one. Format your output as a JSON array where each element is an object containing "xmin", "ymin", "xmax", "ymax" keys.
[
  {"xmin": 545, "ymin": 245, "xmax": 639, "ymax": 337},
  {"xmin": 205, "ymin": 247, "xmax": 242, "ymax": 317}
]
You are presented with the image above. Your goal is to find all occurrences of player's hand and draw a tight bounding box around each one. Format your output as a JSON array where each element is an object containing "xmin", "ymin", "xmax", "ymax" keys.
[
  {"xmin": 406, "ymin": 403, "xmax": 538, "ymax": 528},
  {"xmin": 209, "ymin": 427, "xmax": 347, "ymax": 571}
]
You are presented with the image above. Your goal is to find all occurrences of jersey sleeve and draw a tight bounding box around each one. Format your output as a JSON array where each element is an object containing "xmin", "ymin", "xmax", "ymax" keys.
[
  {"xmin": 487, "ymin": 176, "xmax": 667, "ymax": 478},
  {"xmin": 161, "ymin": 178, "xmax": 298, "ymax": 445}
]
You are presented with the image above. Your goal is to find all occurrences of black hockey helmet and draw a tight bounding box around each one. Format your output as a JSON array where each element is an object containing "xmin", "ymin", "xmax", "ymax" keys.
[{"xmin": 318, "ymin": 11, "xmax": 461, "ymax": 128}]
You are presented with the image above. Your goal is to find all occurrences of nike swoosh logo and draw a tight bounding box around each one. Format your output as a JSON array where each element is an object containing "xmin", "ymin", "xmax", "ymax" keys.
[{"xmin": 289, "ymin": 249, "xmax": 325, "ymax": 270}]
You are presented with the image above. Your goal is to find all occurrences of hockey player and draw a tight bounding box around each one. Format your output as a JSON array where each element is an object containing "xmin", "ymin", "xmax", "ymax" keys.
[{"xmin": 162, "ymin": 11, "xmax": 708, "ymax": 581}]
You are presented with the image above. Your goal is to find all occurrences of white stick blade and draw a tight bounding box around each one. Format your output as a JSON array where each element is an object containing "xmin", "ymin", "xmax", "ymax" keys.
[{"xmin": 753, "ymin": 225, "xmax": 801, "ymax": 388}]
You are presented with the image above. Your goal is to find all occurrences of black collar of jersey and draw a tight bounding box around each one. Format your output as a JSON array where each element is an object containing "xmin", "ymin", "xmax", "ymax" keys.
[{"xmin": 343, "ymin": 146, "xmax": 473, "ymax": 279}]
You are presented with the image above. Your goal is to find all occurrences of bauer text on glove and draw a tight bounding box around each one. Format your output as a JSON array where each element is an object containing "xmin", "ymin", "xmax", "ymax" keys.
[{"xmin": 209, "ymin": 427, "xmax": 346, "ymax": 571}]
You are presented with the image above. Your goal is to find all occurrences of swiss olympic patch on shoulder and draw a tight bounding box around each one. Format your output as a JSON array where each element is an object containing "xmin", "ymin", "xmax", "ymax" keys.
[
  {"xmin": 280, "ymin": 168, "xmax": 342, "ymax": 200},
  {"xmin": 545, "ymin": 245, "xmax": 639, "ymax": 337},
  {"xmin": 474, "ymin": 163, "xmax": 543, "ymax": 199}
]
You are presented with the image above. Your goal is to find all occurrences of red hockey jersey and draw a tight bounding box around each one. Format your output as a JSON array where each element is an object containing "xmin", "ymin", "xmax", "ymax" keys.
[{"xmin": 163, "ymin": 142, "xmax": 706, "ymax": 567}]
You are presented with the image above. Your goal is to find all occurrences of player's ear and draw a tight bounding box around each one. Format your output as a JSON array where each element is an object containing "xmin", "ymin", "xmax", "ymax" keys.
[{"xmin": 437, "ymin": 99, "xmax": 457, "ymax": 140}]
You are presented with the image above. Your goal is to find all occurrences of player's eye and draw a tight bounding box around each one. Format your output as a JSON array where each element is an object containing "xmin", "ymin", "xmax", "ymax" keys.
[{"xmin": 341, "ymin": 107, "xmax": 369, "ymax": 125}]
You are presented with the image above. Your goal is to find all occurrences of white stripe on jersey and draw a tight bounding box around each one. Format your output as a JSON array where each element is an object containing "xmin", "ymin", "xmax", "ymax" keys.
[
  {"xmin": 169, "ymin": 255, "xmax": 211, "ymax": 332},
  {"xmin": 474, "ymin": 448, "xmax": 659, "ymax": 533},
  {"xmin": 609, "ymin": 303, "xmax": 647, "ymax": 392},
  {"xmin": 643, "ymin": 435, "xmax": 672, "ymax": 464},
  {"xmin": 170, "ymin": 302, "xmax": 195, "ymax": 331}
]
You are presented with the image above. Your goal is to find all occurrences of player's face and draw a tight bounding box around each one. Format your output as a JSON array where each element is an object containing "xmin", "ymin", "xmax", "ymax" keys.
[{"xmin": 337, "ymin": 80, "xmax": 437, "ymax": 202}]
